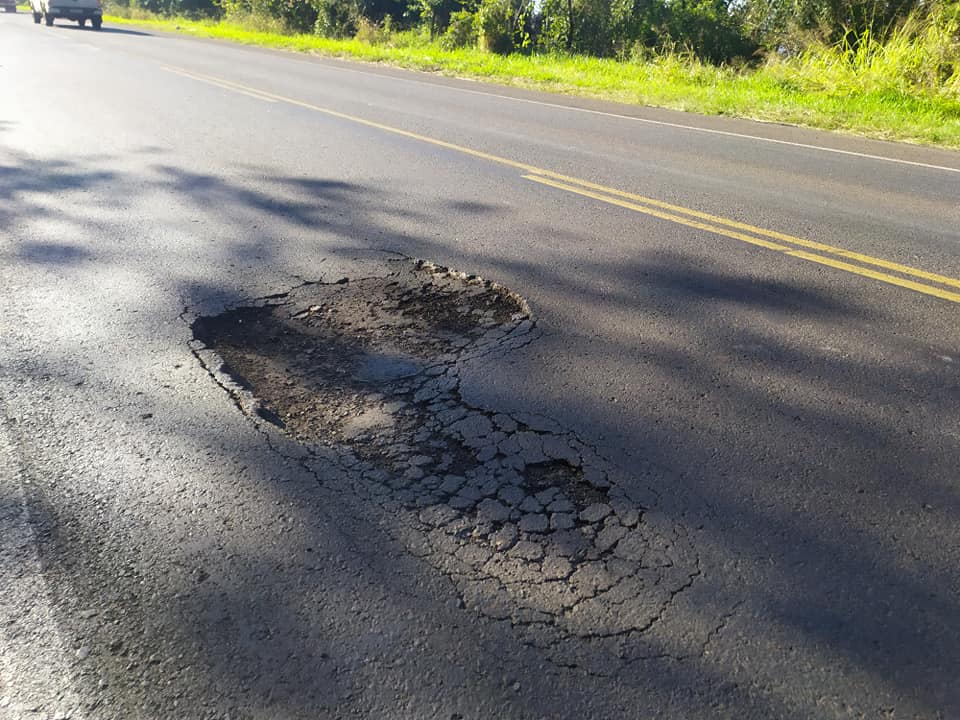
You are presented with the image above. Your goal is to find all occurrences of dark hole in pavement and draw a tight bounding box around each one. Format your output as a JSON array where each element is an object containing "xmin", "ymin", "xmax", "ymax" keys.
[
  {"xmin": 191, "ymin": 259, "xmax": 699, "ymax": 662},
  {"xmin": 191, "ymin": 260, "xmax": 528, "ymax": 449},
  {"xmin": 524, "ymin": 461, "xmax": 606, "ymax": 507}
]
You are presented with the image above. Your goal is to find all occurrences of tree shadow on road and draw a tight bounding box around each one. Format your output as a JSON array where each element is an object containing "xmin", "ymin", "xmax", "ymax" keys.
[{"xmin": 1, "ymin": 150, "xmax": 958, "ymax": 718}]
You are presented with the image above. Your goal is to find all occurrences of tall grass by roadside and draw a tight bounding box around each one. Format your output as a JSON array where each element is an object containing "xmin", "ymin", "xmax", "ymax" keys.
[
  {"xmin": 104, "ymin": 4, "xmax": 960, "ymax": 148},
  {"xmin": 765, "ymin": 9, "xmax": 960, "ymax": 98}
]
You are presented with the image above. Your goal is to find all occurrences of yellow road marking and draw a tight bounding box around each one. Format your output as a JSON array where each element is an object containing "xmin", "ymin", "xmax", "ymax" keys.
[
  {"xmin": 259, "ymin": 55, "xmax": 960, "ymax": 175},
  {"xmin": 165, "ymin": 66, "xmax": 533, "ymax": 165},
  {"xmin": 161, "ymin": 64, "xmax": 960, "ymax": 305},
  {"xmin": 523, "ymin": 174, "xmax": 791, "ymax": 252},
  {"xmin": 783, "ymin": 250, "xmax": 960, "ymax": 303},
  {"xmin": 530, "ymin": 174, "xmax": 960, "ymax": 291},
  {"xmin": 164, "ymin": 66, "xmax": 277, "ymax": 103},
  {"xmin": 524, "ymin": 175, "xmax": 960, "ymax": 304}
]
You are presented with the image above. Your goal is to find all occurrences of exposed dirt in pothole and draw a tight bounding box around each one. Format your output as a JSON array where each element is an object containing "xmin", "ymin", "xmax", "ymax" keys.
[
  {"xmin": 190, "ymin": 259, "xmax": 699, "ymax": 669},
  {"xmin": 192, "ymin": 261, "xmax": 527, "ymax": 449},
  {"xmin": 524, "ymin": 461, "xmax": 607, "ymax": 507}
]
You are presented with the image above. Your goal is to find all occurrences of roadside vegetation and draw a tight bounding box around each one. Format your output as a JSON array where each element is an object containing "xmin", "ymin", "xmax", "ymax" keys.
[{"xmin": 104, "ymin": 0, "xmax": 960, "ymax": 147}]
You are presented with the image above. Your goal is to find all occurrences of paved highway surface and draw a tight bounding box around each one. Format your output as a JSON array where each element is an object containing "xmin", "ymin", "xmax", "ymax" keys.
[{"xmin": 2, "ymin": 14, "xmax": 959, "ymax": 720}]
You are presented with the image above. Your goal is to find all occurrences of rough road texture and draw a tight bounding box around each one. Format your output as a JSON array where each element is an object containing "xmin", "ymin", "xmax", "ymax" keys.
[
  {"xmin": 0, "ymin": 425, "xmax": 85, "ymax": 720},
  {"xmin": 191, "ymin": 260, "xmax": 702, "ymax": 672},
  {"xmin": 6, "ymin": 25, "xmax": 960, "ymax": 718}
]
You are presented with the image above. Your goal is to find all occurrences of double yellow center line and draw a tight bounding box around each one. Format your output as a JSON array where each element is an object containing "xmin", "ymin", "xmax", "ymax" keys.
[{"xmin": 163, "ymin": 65, "xmax": 960, "ymax": 305}]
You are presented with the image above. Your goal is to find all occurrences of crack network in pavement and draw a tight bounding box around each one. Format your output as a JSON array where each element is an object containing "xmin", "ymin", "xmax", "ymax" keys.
[{"xmin": 184, "ymin": 258, "xmax": 708, "ymax": 674}]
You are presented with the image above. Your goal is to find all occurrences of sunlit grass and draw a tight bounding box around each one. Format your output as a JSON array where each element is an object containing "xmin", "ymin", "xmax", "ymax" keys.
[{"xmin": 103, "ymin": 10, "xmax": 960, "ymax": 148}]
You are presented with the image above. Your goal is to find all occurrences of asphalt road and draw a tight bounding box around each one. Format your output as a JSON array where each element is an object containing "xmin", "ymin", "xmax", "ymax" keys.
[{"xmin": 2, "ymin": 13, "xmax": 960, "ymax": 720}]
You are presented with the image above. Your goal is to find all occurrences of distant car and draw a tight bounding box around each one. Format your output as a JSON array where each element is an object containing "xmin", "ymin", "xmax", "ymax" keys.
[
  {"xmin": 2, "ymin": 0, "xmax": 16, "ymax": 14},
  {"xmin": 30, "ymin": 0, "xmax": 102, "ymax": 28}
]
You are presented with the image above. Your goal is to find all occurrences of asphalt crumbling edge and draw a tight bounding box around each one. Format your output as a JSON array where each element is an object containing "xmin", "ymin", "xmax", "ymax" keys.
[{"xmin": 181, "ymin": 258, "xmax": 721, "ymax": 675}]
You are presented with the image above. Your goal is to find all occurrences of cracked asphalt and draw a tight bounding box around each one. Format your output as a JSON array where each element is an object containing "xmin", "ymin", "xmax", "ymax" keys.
[
  {"xmin": 2, "ymin": 14, "xmax": 960, "ymax": 720},
  {"xmin": 190, "ymin": 261, "xmax": 700, "ymax": 666}
]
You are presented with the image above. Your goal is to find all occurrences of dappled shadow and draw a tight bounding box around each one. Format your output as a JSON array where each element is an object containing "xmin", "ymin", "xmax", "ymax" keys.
[
  {"xmin": 131, "ymin": 145, "xmax": 171, "ymax": 155},
  {"xmin": 1, "ymin": 148, "xmax": 958, "ymax": 718},
  {"xmin": 412, "ymin": 241, "xmax": 960, "ymax": 711},
  {"xmin": 2, "ymin": 358, "xmax": 804, "ymax": 720},
  {"xmin": 617, "ymin": 251, "xmax": 861, "ymax": 315},
  {"xmin": 447, "ymin": 199, "xmax": 502, "ymax": 214},
  {"xmin": 0, "ymin": 156, "xmax": 116, "ymax": 201},
  {"xmin": 16, "ymin": 241, "xmax": 92, "ymax": 265}
]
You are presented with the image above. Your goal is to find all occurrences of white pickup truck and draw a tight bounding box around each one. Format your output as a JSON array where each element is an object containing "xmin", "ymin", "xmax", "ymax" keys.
[{"xmin": 30, "ymin": 0, "xmax": 102, "ymax": 28}]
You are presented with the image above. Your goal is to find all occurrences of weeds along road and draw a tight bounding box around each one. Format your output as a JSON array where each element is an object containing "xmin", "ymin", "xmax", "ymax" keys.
[{"xmin": 2, "ymin": 14, "xmax": 960, "ymax": 720}]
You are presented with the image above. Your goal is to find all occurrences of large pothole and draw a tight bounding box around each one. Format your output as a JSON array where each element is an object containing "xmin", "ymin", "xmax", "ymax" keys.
[{"xmin": 190, "ymin": 259, "xmax": 699, "ymax": 666}]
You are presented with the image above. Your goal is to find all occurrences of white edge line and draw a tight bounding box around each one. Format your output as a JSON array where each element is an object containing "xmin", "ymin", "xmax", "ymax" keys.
[
  {"xmin": 271, "ymin": 54, "xmax": 960, "ymax": 176},
  {"xmin": 156, "ymin": 45, "xmax": 960, "ymax": 175},
  {"xmin": 448, "ymin": 87, "xmax": 960, "ymax": 175},
  {"xmin": 151, "ymin": 32, "xmax": 960, "ymax": 174}
]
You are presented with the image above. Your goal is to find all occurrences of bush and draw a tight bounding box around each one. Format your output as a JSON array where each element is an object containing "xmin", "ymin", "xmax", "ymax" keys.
[
  {"xmin": 354, "ymin": 15, "xmax": 384, "ymax": 42},
  {"xmin": 663, "ymin": 0, "xmax": 756, "ymax": 63},
  {"xmin": 131, "ymin": 0, "xmax": 219, "ymax": 17},
  {"xmin": 476, "ymin": 0, "xmax": 531, "ymax": 52},
  {"xmin": 440, "ymin": 9, "xmax": 478, "ymax": 48},
  {"xmin": 219, "ymin": 0, "xmax": 318, "ymax": 31},
  {"xmin": 312, "ymin": 0, "xmax": 357, "ymax": 36},
  {"xmin": 476, "ymin": 0, "xmax": 513, "ymax": 51}
]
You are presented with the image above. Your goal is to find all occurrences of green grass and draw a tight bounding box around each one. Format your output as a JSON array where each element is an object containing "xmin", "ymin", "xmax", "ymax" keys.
[{"xmin": 103, "ymin": 11, "xmax": 960, "ymax": 149}]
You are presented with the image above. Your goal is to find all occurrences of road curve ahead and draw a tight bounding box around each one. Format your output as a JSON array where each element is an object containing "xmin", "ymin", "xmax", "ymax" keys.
[{"xmin": 2, "ymin": 14, "xmax": 960, "ymax": 720}]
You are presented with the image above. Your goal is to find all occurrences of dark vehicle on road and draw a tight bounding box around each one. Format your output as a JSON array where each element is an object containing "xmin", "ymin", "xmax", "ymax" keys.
[
  {"xmin": 2, "ymin": 0, "xmax": 17, "ymax": 14},
  {"xmin": 30, "ymin": 0, "xmax": 101, "ymax": 27}
]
